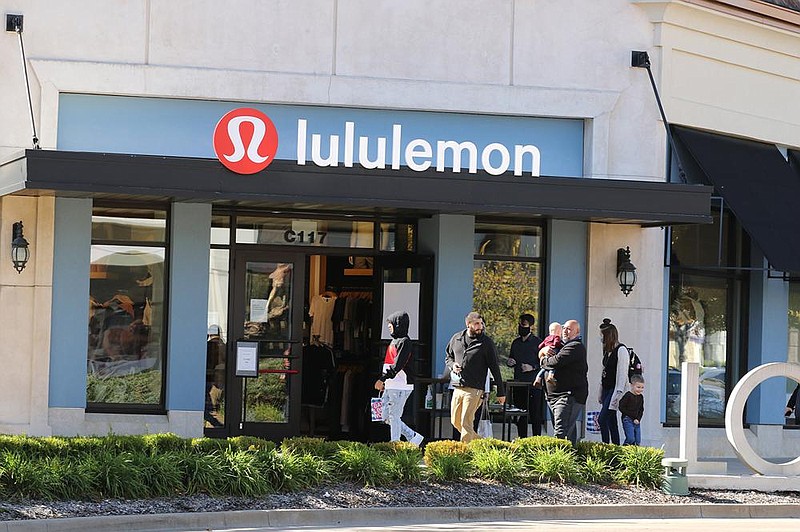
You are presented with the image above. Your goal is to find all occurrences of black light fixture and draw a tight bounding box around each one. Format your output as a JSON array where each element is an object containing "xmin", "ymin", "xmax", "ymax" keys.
[
  {"xmin": 11, "ymin": 221, "xmax": 29, "ymax": 274},
  {"xmin": 616, "ymin": 246, "xmax": 636, "ymax": 297}
]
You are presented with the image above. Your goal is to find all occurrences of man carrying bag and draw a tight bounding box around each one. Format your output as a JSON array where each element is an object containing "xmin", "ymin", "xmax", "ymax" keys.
[{"xmin": 445, "ymin": 312, "xmax": 506, "ymax": 442}]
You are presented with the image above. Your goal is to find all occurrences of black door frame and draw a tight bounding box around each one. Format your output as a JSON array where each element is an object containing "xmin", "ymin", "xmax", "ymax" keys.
[
  {"xmin": 227, "ymin": 249, "xmax": 306, "ymax": 441},
  {"xmin": 212, "ymin": 246, "xmax": 434, "ymax": 441}
]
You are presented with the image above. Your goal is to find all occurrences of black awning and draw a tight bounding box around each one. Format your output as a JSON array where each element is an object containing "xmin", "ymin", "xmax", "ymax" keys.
[
  {"xmin": 0, "ymin": 149, "xmax": 712, "ymax": 226},
  {"xmin": 673, "ymin": 126, "xmax": 800, "ymax": 272}
]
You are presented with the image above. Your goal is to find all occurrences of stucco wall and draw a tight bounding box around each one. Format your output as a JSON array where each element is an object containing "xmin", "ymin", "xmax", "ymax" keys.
[{"xmin": 0, "ymin": 1, "xmax": 798, "ymax": 450}]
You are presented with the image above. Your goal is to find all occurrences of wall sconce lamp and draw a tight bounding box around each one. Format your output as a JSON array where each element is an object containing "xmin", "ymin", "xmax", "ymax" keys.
[
  {"xmin": 616, "ymin": 246, "xmax": 636, "ymax": 297},
  {"xmin": 11, "ymin": 221, "xmax": 30, "ymax": 274}
]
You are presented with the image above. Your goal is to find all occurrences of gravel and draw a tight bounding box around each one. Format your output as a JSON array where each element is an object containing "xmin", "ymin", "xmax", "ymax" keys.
[{"xmin": 2, "ymin": 481, "xmax": 800, "ymax": 522}]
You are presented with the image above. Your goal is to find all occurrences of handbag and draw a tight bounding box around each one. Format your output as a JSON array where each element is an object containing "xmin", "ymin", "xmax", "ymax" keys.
[
  {"xmin": 370, "ymin": 393, "xmax": 384, "ymax": 422},
  {"xmin": 477, "ymin": 396, "xmax": 493, "ymax": 439}
]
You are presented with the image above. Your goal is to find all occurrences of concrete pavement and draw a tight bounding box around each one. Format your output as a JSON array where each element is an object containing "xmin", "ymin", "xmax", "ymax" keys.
[{"xmin": 2, "ymin": 504, "xmax": 799, "ymax": 532}]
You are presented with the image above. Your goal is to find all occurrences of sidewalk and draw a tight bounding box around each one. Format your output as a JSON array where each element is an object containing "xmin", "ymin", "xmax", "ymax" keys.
[
  {"xmin": 3, "ymin": 503, "xmax": 800, "ymax": 532},
  {"xmin": 689, "ymin": 457, "xmax": 800, "ymax": 491}
]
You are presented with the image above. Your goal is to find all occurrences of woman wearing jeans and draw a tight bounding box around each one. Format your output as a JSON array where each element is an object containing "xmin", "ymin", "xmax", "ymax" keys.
[
  {"xmin": 597, "ymin": 318, "xmax": 629, "ymax": 445},
  {"xmin": 374, "ymin": 311, "xmax": 424, "ymax": 446}
]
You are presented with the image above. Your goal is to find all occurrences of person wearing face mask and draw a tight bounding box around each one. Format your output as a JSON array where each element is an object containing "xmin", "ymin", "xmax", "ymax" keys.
[
  {"xmin": 445, "ymin": 311, "xmax": 506, "ymax": 442},
  {"xmin": 506, "ymin": 313, "xmax": 544, "ymax": 437}
]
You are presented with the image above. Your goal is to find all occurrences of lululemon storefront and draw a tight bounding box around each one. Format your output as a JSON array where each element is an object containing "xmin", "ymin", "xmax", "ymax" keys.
[{"xmin": 0, "ymin": 94, "xmax": 710, "ymax": 440}]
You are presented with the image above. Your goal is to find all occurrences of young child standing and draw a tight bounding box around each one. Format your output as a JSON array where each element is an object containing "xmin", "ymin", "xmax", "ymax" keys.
[
  {"xmin": 618, "ymin": 375, "xmax": 645, "ymax": 445},
  {"xmin": 533, "ymin": 322, "xmax": 563, "ymax": 388}
]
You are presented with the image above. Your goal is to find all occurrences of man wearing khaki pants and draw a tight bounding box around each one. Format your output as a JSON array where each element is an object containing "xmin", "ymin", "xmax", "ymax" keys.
[{"xmin": 445, "ymin": 312, "xmax": 506, "ymax": 442}]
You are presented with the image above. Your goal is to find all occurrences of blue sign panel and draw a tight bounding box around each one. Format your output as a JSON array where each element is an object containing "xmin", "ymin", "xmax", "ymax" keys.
[{"xmin": 58, "ymin": 94, "xmax": 584, "ymax": 177}]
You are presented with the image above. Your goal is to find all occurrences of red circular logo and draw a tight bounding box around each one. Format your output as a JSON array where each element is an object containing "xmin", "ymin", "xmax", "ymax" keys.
[{"xmin": 213, "ymin": 108, "xmax": 279, "ymax": 174}]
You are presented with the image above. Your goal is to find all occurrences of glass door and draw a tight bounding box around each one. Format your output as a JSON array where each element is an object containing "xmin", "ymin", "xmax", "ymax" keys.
[{"xmin": 229, "ymin": 250, "xmax": 305, "ymax": 440}]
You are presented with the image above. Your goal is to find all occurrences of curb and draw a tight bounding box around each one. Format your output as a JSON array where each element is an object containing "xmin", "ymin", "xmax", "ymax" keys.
[{"xmin": 3, "ymin": 504, "xmax": 800, "ymax": 531}]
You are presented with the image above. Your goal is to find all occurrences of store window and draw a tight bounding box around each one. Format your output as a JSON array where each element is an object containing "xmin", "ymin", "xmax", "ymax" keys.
[
  {"xmin": 87, "ymin": 207, "xmax": 168, "ymax": 410},
  {"xmin": 473, "ymin": 223, "xmax": 544, "ymax": 379},
  {"xmin": 666, "ymin": 202, "xmax": 748, "ymax": 426}
]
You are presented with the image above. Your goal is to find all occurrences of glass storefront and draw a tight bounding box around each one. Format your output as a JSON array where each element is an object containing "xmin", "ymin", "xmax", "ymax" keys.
[
  {"xmin": 666, "ymin": 202, "xmax": 747, "ymax": 426},
  {"xmin": 472, "ymin": 223, "xmax": 545, "ymax": 379},
  {"xmin": 87, "ymin": 208, "xmax": 168, "ymax": 409}
]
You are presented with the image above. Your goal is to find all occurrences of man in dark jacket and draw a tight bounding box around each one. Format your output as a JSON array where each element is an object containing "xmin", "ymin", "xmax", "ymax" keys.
[
  {"xmin": 445, "ymin": 311, "xmax": 506, "ymax": 442},
  {"xmin": 375, "ymin": 311, "xmax": 424, "ymax": 445},
  {"xmin": 507, "ymin": 313, "xmax": 544, "ymax": 437},
  {"xmin": 539, "ymin": 319, "xmax": 588, "ymax": 446}
]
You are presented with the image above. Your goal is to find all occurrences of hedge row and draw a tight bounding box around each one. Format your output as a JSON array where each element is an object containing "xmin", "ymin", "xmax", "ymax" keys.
[{"xmin": 0, "ymin": 434, "xmax": 664, "ymax": 500}]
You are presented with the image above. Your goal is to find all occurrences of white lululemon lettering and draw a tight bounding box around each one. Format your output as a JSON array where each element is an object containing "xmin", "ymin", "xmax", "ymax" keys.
[
  {"xmin": 296, "ymin": 118, "xmax": 541, "ymax": 176},
  {"xmin": 405, "ymin": 139, "xmax": 432, "ymax": 171},
  {"xmin": 436, "ymin": 141, "xmax": 478, "ymax": 173},
  {"xmin": 296, "ymin": 119, "xmax": 307, "ymax": 165},
  {"xmin": 359, "ymin": 136, "xmax": 387, "ymax": 169}
]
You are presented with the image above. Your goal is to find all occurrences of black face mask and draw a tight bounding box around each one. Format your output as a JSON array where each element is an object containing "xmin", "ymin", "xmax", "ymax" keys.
[{"xmin": 518, "ymin": 325, "xmax": 531, "ymax": 337}]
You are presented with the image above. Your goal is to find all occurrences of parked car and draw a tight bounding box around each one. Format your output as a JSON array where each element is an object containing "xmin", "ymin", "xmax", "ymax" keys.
[{"xmin": 666, "ymin": 368, "xmax": 726, "ymax": 420}]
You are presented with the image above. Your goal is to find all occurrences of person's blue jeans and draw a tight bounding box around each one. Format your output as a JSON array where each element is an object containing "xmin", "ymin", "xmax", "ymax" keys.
[
  {"xmin": 598, "ymin": 388, "xmax": 620, "ymax": 445},
  {"xmin": 547, "ymin": 394, "xmax": 583, "ymax": 446},
  {"xmin": 382, "ymin": 389, "xmax": 419, "ymax": 442},
  {"xmin": 622, "ymin": 415, "xmax": 641, "ymax": 445}
]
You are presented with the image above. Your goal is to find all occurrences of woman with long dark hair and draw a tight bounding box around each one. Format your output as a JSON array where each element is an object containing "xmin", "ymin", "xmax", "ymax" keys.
[{"xmin": 598, "ymin": 318, "xmax": 629, "ymax": 445}]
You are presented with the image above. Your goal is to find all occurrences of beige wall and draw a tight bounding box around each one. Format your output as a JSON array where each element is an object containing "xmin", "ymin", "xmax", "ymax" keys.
[
  {"xmin": 636, "ymin": 0, "xmax": 800, "ymax": 145},
  {"xmin": 0, "ymin": 195, "xmax": 53, "ymax": 435}
]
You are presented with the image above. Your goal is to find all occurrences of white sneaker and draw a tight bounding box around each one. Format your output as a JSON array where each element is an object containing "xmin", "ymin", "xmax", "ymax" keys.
[{"xmin": 410, "ymin": 433, "xmax": 424, "ymax": 446}]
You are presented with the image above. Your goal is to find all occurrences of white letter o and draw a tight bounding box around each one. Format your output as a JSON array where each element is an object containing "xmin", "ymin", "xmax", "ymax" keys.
[{"xmin": 725, "ymin": 362, "xmax": 800, "ymax": 475}]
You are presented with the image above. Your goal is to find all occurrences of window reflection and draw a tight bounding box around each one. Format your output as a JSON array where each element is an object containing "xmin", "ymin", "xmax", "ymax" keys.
[
  {"xmin": 474, "ymin": 223, "xmax": 542, "ymax": 258},
  {"xmin": 244, "ymin": 262, "xmax": 293, "ymax": 341},
  {"xmin": 666, "ymin": 277, "xmax": 728, "ymax": 424},
  {"xmin": 243, "ymin": 344, "xmax": 293, "ymax": 424},
  {"xmin": 473, "ymin": 258, "xmax": 542, "ymax": 381},
  {"xmin": 87, "ymin": 242, "xmax": 165, "ymax": 406}
]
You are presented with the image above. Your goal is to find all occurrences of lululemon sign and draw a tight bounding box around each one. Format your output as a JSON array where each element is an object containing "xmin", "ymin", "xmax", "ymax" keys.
[{"xmin": 213, "ymin": 108, "xmax": 279, "ymax": 174}]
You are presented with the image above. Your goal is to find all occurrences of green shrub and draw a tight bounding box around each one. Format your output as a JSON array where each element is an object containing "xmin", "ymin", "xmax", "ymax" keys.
[
  {"xmin": 388, "ymin": 448, "xmax": 423, "ymax": 484},
  {"xmin": 614, "ymin": 446, "xmax": 664, "ymax": 488},
  {"xmin": 191, "ymin": 437, "xmax": 231, "ymax": 454},
  {"xmin": 65, "ymin": 436, "xmax": 105, "ymax": 457},
  {"xmin": 0, "ymin": 435, "xmax": 50, "ymax": 459},
  {"xmin": 102, "ymin": 435, "xmax": 149, "ymax": 455},
  {"xmin": 94, "ymin": 450, "xmax": 149, "ymax": 499},
  {"xmin": 281, "ymin": 437, "xmax": 339, "ymax": 459},
  {"xmin": 470, "ymin": 446, "xmax": 523, "ymax": 484},
  {"xmin": 371, "ymin": 440, "xmax": 419, "ymax": 454},
  {"xmin": 178, "ymin": 451, "xmax": 229, "ymax": 496},
  {"xmin": 0, "ymin": 452, "xmax": 61, "ymax": 499},
  {"xmin": 279, "ymin": 451, "xmax": 332, "ymax": 491},
  {"xmin": 132, "ymin": 452, "xmax": 184, "ymax": 497},
  {"xmin": 576, "ymin": 441, "xmax": 624, "ymax": 470},
  {"xmin": 528, "ymin": 447, "xmax": 583, "ymax": 484},
  {"xmin": 142, "ymin": 433, "xmax": 190, "ymax": 454},
  {"xmin": 229, "ymin": 436, "xmax": 276, "ymax": 453},
  {"xmin": 38, "ymin": 437, "xmax": 72, "ymax": 458},
  {"xmin": 223, "ymin": 449, "xmax": 274, "ymax": 496},
  {"xmin": 581, "ymin": 456, "xmax": 613, "ymax": 485},
  {"xmin": 423, "ymin": 440, "xmax": 472, "ymax": 481},
  {"xmin": 512, "ymin": 436, "xmax": 573, "ymax": 466},
  {"xmin": 468, "ymin": 437, "xmax": 514, "ymax": 453},
  {"xmin": 334, "ymin": 443, "xmax": 393, "ymax": 486}
]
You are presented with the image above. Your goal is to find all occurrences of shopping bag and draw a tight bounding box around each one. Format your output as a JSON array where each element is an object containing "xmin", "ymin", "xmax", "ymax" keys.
[
  {"xmin": 477, "ymin": 396, "xmax": 493, "ymax": 438},
  {"xmin": 371, "ymin": 395, "xmax": 384, "ymax": 422},
  {"xmin": 586, "ymin": 410, "xmax": 601, "ymax": 434}
]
